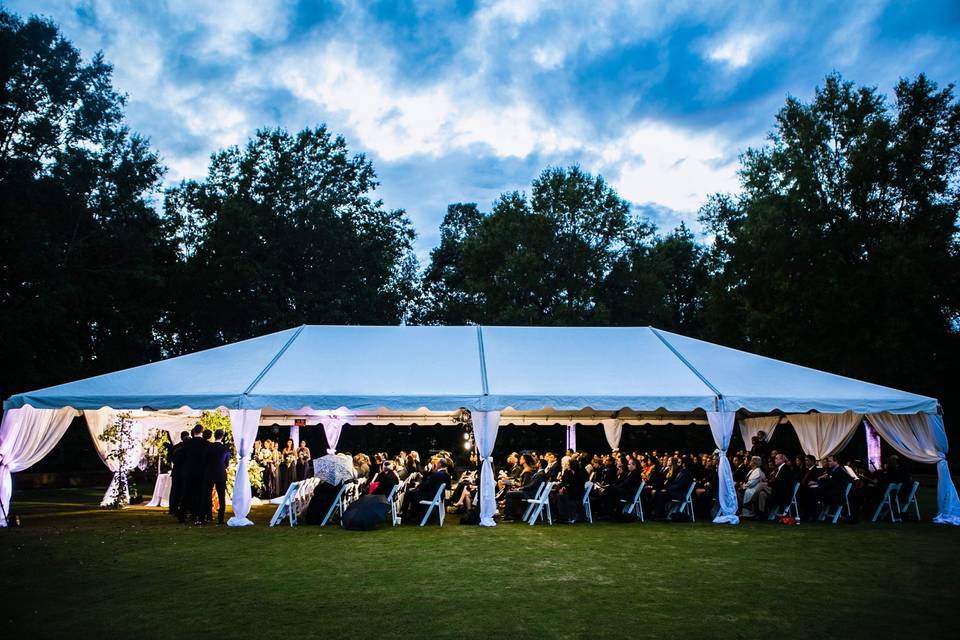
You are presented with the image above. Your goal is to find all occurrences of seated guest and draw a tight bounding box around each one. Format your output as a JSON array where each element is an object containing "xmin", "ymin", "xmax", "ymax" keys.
[
  {"xmin": 604, "ymin": 457, "xmax": 644, "ymax": 516},
  {"xmin": 652, "ymin": 459, "xmax": 694, "ymax": 520},
  {"xmin": 738, "ymin": 456, "xmax": 766, "ymax": 518},
  {"xmin": 543, "ymin": 452, "xmax": 561, "ymax": 482},
  {"xmin": 402, "ymin": 459, "xmax": 451, "ymax": 522},
  {"xmin": 370, "ymin": 461, "xmax": 400, "ymax": 498},
  {"xmin": 502, "ymin": 455, "xmax": 545, "ymax": 522},
  {"xmin": 732, "ymin": 455, "xmax": 750, "ymax": 484},
  {"xmin": 817, "ymin": 455, "xmax": 852, "ymax": 513},
  {"xmin": 764, "ymin": 453, "xmax": 796, "ymax": 516},
  {"xmin": 556, "ymin": 457, "xmax": 588, "ymax": 523}
]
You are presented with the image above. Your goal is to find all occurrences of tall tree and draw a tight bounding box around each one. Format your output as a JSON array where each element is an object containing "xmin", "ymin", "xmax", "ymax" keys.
[
  {"xmin": 165, "ymin": 126, "xmax": 419, "ymax": 350},
  {"xmin": 700, "ymin": 73, "xmax": 960, "ymax": 408},
  {"xmin": 0, "ymin": 9, "xmax": 175, "ymax": 399},
  {"xmin": 416, "ymin": 166, "xmax": 644, "ymax": 325}
]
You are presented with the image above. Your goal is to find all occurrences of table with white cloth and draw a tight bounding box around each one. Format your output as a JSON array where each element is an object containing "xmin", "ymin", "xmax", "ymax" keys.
[{"xmin": 146, "ymin": 472, "xmax": 172, "ymax": 508}]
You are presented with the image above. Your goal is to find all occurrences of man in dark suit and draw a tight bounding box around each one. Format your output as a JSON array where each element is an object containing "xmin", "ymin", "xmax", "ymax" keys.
[
  {"xmin": 204, "ymin": 429, "xmax": 231, "ymax": 524},
  {"xmin": 797, "ymin": 455, "xmax": 821, "ymax": 518},
  {"xmin": 168, "ymin": 431, "xmax": 190, "ymax": 517},
  {"xmin": 652, "ymin": 459, "xmax": 694, "ymax": 519},
  {"xmin": 402, "ymin": 459, "xmax": 451, "ymax": 521},
  {"xmin": 818, "ymin": 455, "xmax": 851, "ymax": 512},
  {"xmin": 766, "ymin": 453, "xmax": 797, "ymax": 516},
  {"xmin": 543, "ymin": 452, "xmax": 561, "ymax": 482},
  {"xmin": 178, "ymin": 424, "xmax": 209, "ymax": 524}
]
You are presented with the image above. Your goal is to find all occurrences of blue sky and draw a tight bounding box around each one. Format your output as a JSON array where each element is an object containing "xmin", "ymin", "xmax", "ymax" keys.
[{"xmin": 11, "ymin": 0, "xmax": 960, "ymax": 260}]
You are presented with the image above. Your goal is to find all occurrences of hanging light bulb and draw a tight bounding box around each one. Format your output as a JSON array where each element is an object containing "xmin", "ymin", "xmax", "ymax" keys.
[{"xmin": 464, "ymin": 441, "xmax": 473, "ymax": 451}]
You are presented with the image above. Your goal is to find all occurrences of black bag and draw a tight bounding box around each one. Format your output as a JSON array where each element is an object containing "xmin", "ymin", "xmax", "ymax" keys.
[{"xmin": 459, "ymin": 505, "xmax": 480, "ymax": 525}]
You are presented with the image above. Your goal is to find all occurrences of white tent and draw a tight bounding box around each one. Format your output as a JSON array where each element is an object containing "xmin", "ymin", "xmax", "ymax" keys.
[{"xmin": 2, "ymin": 325, "xmax": 957, "ymax": 526}]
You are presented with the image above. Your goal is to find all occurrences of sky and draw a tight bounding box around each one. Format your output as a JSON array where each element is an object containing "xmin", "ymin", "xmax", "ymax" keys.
[{"xmin": 9, "ymin": 0, "xmax": 960, "ymax": 261}]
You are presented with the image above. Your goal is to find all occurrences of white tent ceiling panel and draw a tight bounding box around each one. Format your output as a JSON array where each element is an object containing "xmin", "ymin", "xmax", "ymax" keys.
[
  {"xmin": 655, "ymin": 329, "xmax": 937, "ymax": 414},
  {"xmin": 480, "ymin": 326, "xmax": 718, "ymax": 411}
]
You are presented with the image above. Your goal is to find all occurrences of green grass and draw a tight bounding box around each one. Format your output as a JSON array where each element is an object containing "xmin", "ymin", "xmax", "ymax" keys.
[{"xmin": 2, "ymin": 487, "xmax": 957, "ymax": 639}]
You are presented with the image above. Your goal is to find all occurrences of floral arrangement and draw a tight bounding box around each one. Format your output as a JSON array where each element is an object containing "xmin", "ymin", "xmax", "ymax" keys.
[
  {"xmin": 144, "ymin": 428, "xmax": 171, "ymax": 471},
  {"xmin": 226, "ymin": 457, "xmax": 264, "ymax": 498},
  {"xmin": 99, "ymin": 414, "xmax": 140, "ymax": 508}
]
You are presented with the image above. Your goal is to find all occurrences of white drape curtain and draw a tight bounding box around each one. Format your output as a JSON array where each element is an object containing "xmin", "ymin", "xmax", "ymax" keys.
[
  {"xmin": 707, "ymin": 410, "xmax": 739, "ymax": 525},
  {"xmin": 472, "ymin": 410, "xmax": 500, "ymax": 527},
  {"xmin": 290, "ymin": 425, "xmax": 300, "ymax": 449},
  {"xmin": 565, "ymin": 423, "xmax": 577, "ymax": 452},
  {"xmin": 866, "ymin": 412, "xmax": 960, "ymax": 525},
  {"xmin": 601, "ymin": 419, "xmax": 623, "ymax": 450},
  {"xmin": 84, "ymin": 409, "xmax": 127, "ymax": 506},
  {"xmin": 1, "ymin": 406, "xmax": 76, "ymax": 526},
  {"xmin": 321, "ymin": 417, "xmax": 346, "ymax": 454},
  {"xmin": 788, "ymin": 411, "xmax": 861, "ymax": 459},
  {"xmin": 227, "ymin": 409, "xmax": 261, "ymax": 527},
  {"xmin": 738, "ymin": 415, "xmax": 780, "ymax": 450}
]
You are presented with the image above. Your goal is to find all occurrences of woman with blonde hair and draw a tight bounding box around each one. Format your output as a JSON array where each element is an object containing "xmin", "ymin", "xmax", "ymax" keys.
[{"xmin": 739, "ymin": 456, "xmax": 766, "ymax": 518}]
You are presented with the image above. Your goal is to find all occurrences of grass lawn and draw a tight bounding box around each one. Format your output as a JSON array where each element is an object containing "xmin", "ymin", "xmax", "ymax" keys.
[{"xmin": 2, "ymin": 487, "xmax": 957, "ymax": 639}]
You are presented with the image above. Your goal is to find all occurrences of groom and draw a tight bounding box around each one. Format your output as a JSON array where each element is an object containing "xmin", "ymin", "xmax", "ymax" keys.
[{"xmin": 204, "ymin": 429, "xmax": 231, "ymax": 525}]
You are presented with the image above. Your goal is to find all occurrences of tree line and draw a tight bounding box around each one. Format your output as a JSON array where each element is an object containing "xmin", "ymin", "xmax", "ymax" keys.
[{"xmin": 1, "ymin": 9, "xmax": 958, "ymax": 416}]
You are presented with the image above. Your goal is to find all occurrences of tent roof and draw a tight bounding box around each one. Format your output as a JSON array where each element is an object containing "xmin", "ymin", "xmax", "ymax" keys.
[{"xmin": 3, "ymin": 325, "xmax": 937, "ymax": 415}]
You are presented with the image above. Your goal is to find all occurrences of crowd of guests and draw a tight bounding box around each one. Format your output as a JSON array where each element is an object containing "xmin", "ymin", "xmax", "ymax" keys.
[
  {"xmin": 734, "ymin": 431, "xmax": 914, "ymax": 521},
  {"xmin": 252, "ymin": 438, "xmax": 313, "ymax": 499}
]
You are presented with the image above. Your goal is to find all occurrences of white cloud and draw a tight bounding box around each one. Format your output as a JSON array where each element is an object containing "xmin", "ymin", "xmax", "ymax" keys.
[
  {"xmin": 598, "ymin": 122, "xmax": 740, "ymax": 213},
  {"xmin": 706, "ymin": 32, "xmax": 769, "ymax": 70}
]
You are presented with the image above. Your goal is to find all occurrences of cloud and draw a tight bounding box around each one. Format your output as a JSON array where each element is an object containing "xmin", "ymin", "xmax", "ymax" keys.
[
  {"xmin": 706, "ymin": 32, "xmax": 769, "ymax": 70},
  {"xmin": 6, "ymin": 0, "xmax": 960, "ymax": 261}
]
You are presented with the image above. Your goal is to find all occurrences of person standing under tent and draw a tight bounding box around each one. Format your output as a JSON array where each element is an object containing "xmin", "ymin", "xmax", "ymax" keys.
[
  {"xmin": 178, "ymin": 424, "xmax": 208, "ymax": 524},
  {"xmin": 168, "ymin": 431, "xmax": 190, "ymax": 517},
  {"xmin": 204, "ymin": 429, "xmax": 231, "ymax": 525}
]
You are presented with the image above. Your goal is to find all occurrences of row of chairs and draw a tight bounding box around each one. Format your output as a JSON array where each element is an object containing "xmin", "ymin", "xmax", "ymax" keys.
[
  {"xmin": 519, "ymin": 480, "xmax": 696, "ymax": 526},
  {"xmin": 766, "ymin": 480, "xmax": 921, "ymax": 524},
  {"xmin": 269, "ymin": 477, "xmax": 322, "ymax": 527}
]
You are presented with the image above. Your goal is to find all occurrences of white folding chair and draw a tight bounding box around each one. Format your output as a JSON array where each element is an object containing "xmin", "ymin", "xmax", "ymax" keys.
[
  {"xmin": 419, "ymin": 484, "xmax": 446, "ymax": 527},
  {"xmin": 769, "ymin": 482, "xmax": 801, "ymax": 521},
  {"xmin": 269, "ymin": 481, "xmax": 302, "ymax": 527},
  {"xmin": 620, "ymin": 481, "xmax": 646, "ymax": 522},
  {"xmin": 386, "ymin": 484, "xmax": 402, "ymax": 526},
  {"xmin": 292, "ymin": 478, "xmax": 319, "ymax": 525},
  {"xmin": 819, "ymin": 483, "xmax": 852, "ymax": 524},
  {"xmin": 898, "ymin": 481, "xmax": 920, "ymax": 521},
  {"xmin": 320, "ymin": 483, "xmax": 349, "ymax": 527},
  {"xmin": 520, "ymin": 482, "xmax": 548, "ymax": 522},
  {"xmin": 581, "ymin": 481, "xmax": 595, "ymax": 523},
  {"xmin": 871, "ymin": 482, "xmax": 902, "ymax": 523},
  {"xmin": 667, "ymin": 482, "xmax": 696, "ymax": 522},
  {"xmin": 526, "ymin": 481, "xmax": 556, "ymax": 526}
]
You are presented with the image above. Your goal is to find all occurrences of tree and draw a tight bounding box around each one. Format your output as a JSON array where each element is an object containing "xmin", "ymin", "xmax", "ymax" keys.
[
  {"xmin": 416, "ymin": 166, "xmax": 643, "ymax": 325},
  {"xmin": 164, "ymin": 126, "xmax": 419, "ymax": 350},
  {"xmin": 0, "ymin": 9, "xmax": 176, "ymax": 400},
  {"xmin": 700, "ymin": 73, "xmax": 960, "ymax": 408}
]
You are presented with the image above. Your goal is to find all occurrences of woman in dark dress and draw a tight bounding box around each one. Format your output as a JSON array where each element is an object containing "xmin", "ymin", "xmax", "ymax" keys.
[
  {"xmin": 296, "ymin": 441, "xmax": 312, "ymax": 481},
  {"xmin": 556, "ymin": 458, "xmax": 588, "ymax": 523},
  {"xmin": 279, "ymin": 438, "xmax": 296, "ymax": 495}
]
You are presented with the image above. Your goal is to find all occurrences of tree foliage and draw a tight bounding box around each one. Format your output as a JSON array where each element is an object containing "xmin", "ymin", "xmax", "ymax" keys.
[
  {"xmin": 700, "ymin": 73, "xmax": 960, "ymax": 402},
  {"xmin": 0, "ymin": 10, "xmax": 175, "ymax": 400},
  {"xmin": 164, "ymin": 126, "xmax": 419, "ymax": 351}
]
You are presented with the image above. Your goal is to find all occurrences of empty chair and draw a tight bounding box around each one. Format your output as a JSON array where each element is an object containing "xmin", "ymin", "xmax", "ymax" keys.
[
  {"xmin": 898, "ymin": 481, "xmax": 921, "ymax": 521},
  {"xmin": 582, "ymin": 481, "xmax": 595, "ymax": 524},
  {"xmin": 768, "ymin": 482, "xmax": 801, "ymax": 521},
  {"xmin": 526, "ymin": 481, "xmax": 556, "ymax": 526},
  {"xmin": 871, "ymin": 482, "xmax": 902, "ymax": 523},
  {"xmin": 419, "ymin": 484, "xmax": 446, "ymax": 527},
  {"xmin": 819, "ymin": 483, "xmax": 853, "ymax": 524},
  {"xmin": 269, "ymin": 481, "xmax": 302, "ymax": 527},
  {"xmin": 666, "ymin": 482, "xmax": 696, "ymax": 522},
  {"xmin": 620, "ymin": 481, "xmax": 646, "ymax": 523}
]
